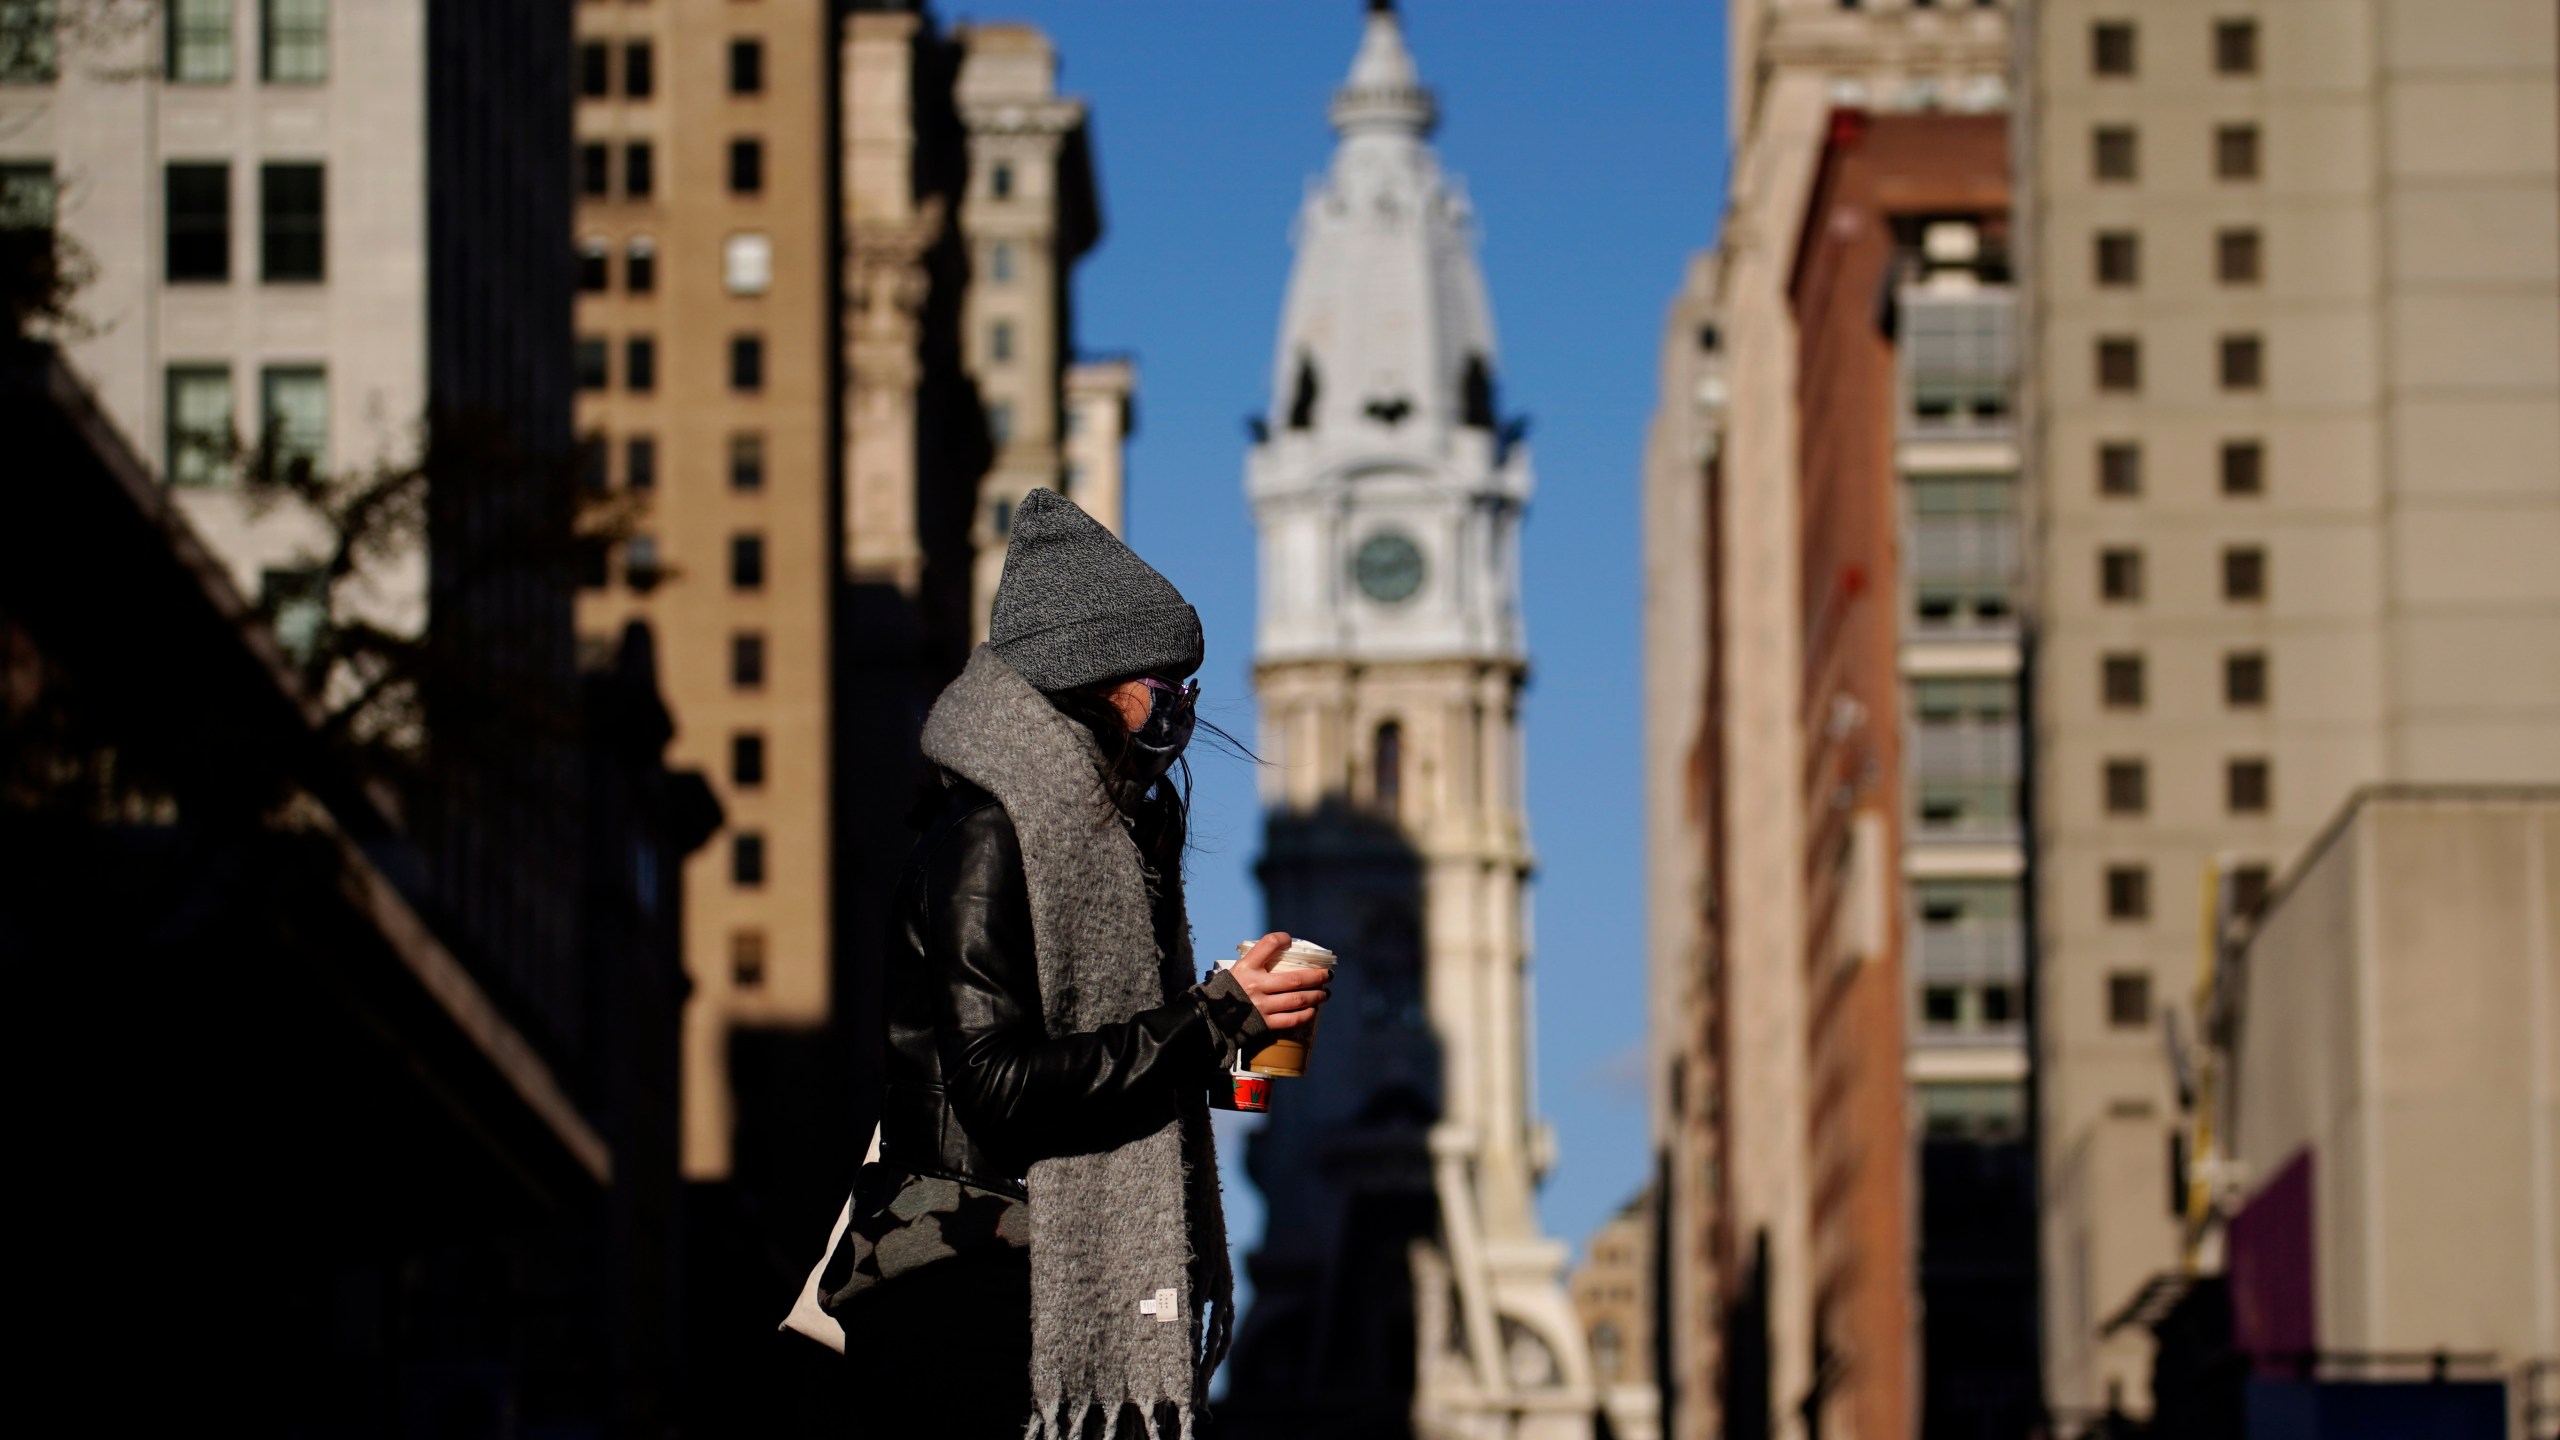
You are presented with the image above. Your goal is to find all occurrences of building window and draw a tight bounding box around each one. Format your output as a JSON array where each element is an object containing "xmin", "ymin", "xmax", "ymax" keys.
[
  {"xmin": 731, "ymin": 831, "xmax": 766, "ymax": 888},
  {"xmin": 1981, "ymin": 983, "xmax": 2019, "ymax": 1026},
  {"xmin": 990, "ymin": 240, "xmax": 1014, "ymax": 283},
  {"xmin": 622, "ymin": 40, "xmax": 652, "ymax": 98},
  {"xmin": 2216, "ymin": 123, "xmax": 2260, "ymax": 180},
  {"xmin": 987, "ymin": 401, "xmax": 1012, "ymax": 446},
  {"xmin": 2219, "ymin": 334, "xmax": 2264, "ymax": 391},
  {"xmin": 2215, "ymin": 18, "xmax": 2259, "ymax": 76},
  {"xmin": 260, "ymin": 0, "xmax": 325, "ymax": 84},
  {"xmin": 624, "ymin": 142, "xmax": 654, "ymax": 199},
  {"xmin": 259, "ymin": 364, "xmax": 327, "ymax": 482},
  {"xmin": 2224, "ymin": 651, "xmax": 2267, "ymax": 709},
  {"xmin": 2107, "ymin": 864, "xmax": 2151, "ymax": 922},
  {"xmin": 2227, "ymin": 757, "xmax": 2271, "ymax": 815},
  {"xmin": 2096, "ymin": 336, "xmax": 2141, "ymax": 393},
  {"xmin": 2221, "ymin": 439, "xmax": 2265, "ymax": 496},
  {"xmin": 0, "ymin": 159, "xmax": 51, "ymax": 231},
  {"xmin": 2217, "ymin": 227, "xmax": 2261, "ymax": 285},
  {"xmin": 2090, "ymin": 20, "xmax": 2136, "ymax": 76},
  {"xmin": 575, "ymin": 336, "xmax": 608, "ymax": 391},
  {"xmin": 730, "ymin": 930, "xmax": 766, "ymax": 988},
  {"xmin": 625, "ymin": 336, "xmax": 656, "ymax": 393},
  {"xmin": 729, "ymin": 333, "xmax": 764, "ymax": 392},
  {"xmin": 990, "ymin": 160, "xmax": 1013, "ymax": 199},
  {"xmin": 730, "ymin": 532, "xmax": 765, "ymax": 591},
  {"xmin": 259, "ymin": 565, "xmax": 328, "ymax": 668},
  {"xmin": 728, "ymin": 137, "xmax": 763, "ymax": 195},
  {"xmin": 578, "ymin": 434, "xmax": 608, "ymax": 494},
  {"xmin": 729, "ymin": 37, "xmax": 763, "ymax": 94},
  {"xmin": 2104, "ymin": 758, "xmax": 2147, "ymax": 816},
  {"xmin": 2099, "ymin": 546, "xmax": 2144, "ymax": 603},
  {"xmin": 168, "ymin": 0, "xmax": 234, "ymax": 83},
  {"xmin": 625, "ymin": 434, "xmax": 656, "ymax": 491},
  {"xmin": 731, "ymin": 732, "xmax": 766, "ymax": 789},
  {"xmin": 624, "ymin": 533, "xmax": 661, "ymax": 590},
  {"xmin": 578, "ymin": 40, "xmax": 609, "ymax": 98},
  {"xmin": 2107, "ymin": 970, "xmax": 2152, "ymax": 1028},
  {"xmin": 731, "ymin": 631, "xmax": 766, "ymax": 689},
  {"xmin": 2222, "ymin": 545, "xmax": 2266, "ymax": 602},
  {"xmin": 259, "ymin": 162, "xmax": 323, "ymax": 282},
  {"xmin": 2102, "ymin": 652, "xmax": 2145, "ymax": 710},
  {"xmin": 729, "ymin": 432, "xmax": 765, "ymax": 491},
  {"xmin": 2228, "ymin": 863, "xmax": 2272, "ymax": 917},
  {"xmin": 2092, "ymin": 126, "xmax": 2138, "ymax": 182},
  {"xmin": 724, "ymin": 232, "xmax": 771, "ymax": 295},
  {"xmin": 1375, "ymin": 720, "xmax": 1403, "ymax": 816},
  {"xmin": 578, "ymin": 142, "xmax": 610, "ymax": 198},
  {"xmin": 2094, "ymin": 230, "xmax": 2139, "ymax": 287},
  {"xmin": 164, "ymin": 162, "xmax": 232, "ymax": 283},
  {"xmin": 2098, "ymin": 441, "xmax": 2141, "ymax": 497},
  {"xmin": 990, "ymin": 496, "xmax": 1013, "ymax": 538},
  {"xmin": 1, "ymin": 0, "xmax": 59, "ymax": 83},
  {"xmin": 626, "ymin": 236, "xmax": 656, "ymax": 293},
  {"xmin": 989, "ymin": 320, "xmax": 1013, "ymax": 364},
  {"xmin": 165, "ymin": 365, "xmax": 234, "ymax": 486},
  {"xmin": 577, "ymin": 237, "xmax": 609, "ymax": 292},
  {"xmin": 1923, "ymin": 985, "xmax": 1962, "ymax": 1026},
  {"xmin": 577, "ymin": 533, "xmax": 609, "ymax": 589}
]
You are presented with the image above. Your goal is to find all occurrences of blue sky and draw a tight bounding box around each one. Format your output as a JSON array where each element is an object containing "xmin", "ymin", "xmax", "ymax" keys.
[{"xmin": 962, "ymin": 0, "xmax": 1729, "ymax": 1261}]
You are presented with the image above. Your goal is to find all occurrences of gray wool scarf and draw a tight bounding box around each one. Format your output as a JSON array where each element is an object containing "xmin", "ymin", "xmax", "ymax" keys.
[{"xmin": 919, "ymin": 646, "xmax": 1233, "ymax": 1439}]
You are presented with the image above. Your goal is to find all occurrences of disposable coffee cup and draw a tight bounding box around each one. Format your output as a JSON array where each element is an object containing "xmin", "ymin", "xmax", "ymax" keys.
[{"xmin": 1221, "ymin": 939, "xmax": 1337, "ymax": 1078}]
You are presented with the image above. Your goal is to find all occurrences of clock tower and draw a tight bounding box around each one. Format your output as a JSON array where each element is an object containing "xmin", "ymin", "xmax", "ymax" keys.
[{"xmin": 1226, "ymin": 6, "xmax": 1591, "ymax": 1436}]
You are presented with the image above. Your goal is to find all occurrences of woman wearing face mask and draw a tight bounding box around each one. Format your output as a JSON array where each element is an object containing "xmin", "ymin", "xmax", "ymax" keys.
[{"xmin": 819, "ymin": 488, "xmax": 1328, "ymax": 1438}]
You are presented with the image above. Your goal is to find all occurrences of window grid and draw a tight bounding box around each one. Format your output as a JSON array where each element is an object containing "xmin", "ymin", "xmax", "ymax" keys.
[
  {"xmin": 165, "ymin": 364, "xmax": 234, "ymax": 487},
  {"xmin": 2107, "ymin": 971, "xmax": 2152, "ymax": 1028},
  {"xmin": 2216, "ymin": 124, "xmax": 2261, "ymax": 181},
  {"xmin": 168, "ymin": 0, "xmax": 234, "ymax": 83},
  {"xmin": 2215, "ymin": 19, "xmax": 2259, "ymax": 76},
  {"xmin": 2094, "ymin": 230, "xmax": 2139, "ymax": 287},
  {"xmin": 730, "ymin": 532, "xmax": 765, "ymax": 591},
  {"xmin": 2227, "ymin": 758, "xmax": 2272, "ymax": 815},
  {"xmin": 2099, "ymin": 546, "xmax": 2144, "ymax": 603},
  {"xmin": 2104, "ymin": 758, "xmax": 2148, "ymax": 817},
  {"xmin": 2097, "ymin": 336, "xmax": 2141, "ymax": 393},
  {"xmin": 260, "ymin": 364, "xmax": 327, "ymax": 482},
  {"xmin": 2106, "ymin": 865, "xmax": 2151, "ymax": 922},
  {"xmin": 2090, "ymin": 20, "xmax": 2135, "ymax": 76},
  {"xmin": 2220, "ymin": 334, "xmax": 2264, "ymax": 391},
  {"xmin": 2222, "ymin": 546, "xmax": 2266, "ymax": 602},
  {"xmin": 2093, "ymin": 126, "xmax": 2138, "ymax": 182},
  {"xmin": 2221, "ymin": 440, "xmax": 2265, "ymax": 496},
  {"xmin": 729, "ymin": 432, "xmax": 766, "ymax": 492},
  {"xmin": 2098, "ymin": 442, "xmax": 2141, "ymax": 497},
  {"xmin": 165, "ymin": 162, "xmax": 232, "ymax": 283},
  {"xmin": 260, "ymin": 0, "xmax": 325, "ymax": 84},
  {"xmin": 2217, "ymin": 227, "xmax": 2261, "ymax": 285},
  {"xmin": 2101, "ymin": 652, "xmax": 2145, "ymax": 710},
  {"xmin": 2224, "ymin": 652, "xmax": 2267, "ymax": 709},
  {"xmin": 259, "ymin": 162, "xmax": 324, "ymax": 282}
]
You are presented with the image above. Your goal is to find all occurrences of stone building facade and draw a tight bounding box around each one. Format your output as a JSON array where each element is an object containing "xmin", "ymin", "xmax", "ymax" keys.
[
  {"xmin": 1641, "ymin": 5, "xmax": 2012, "ymax": 1439},
  {"xmin": 1225, "ymin": 7, "xmax": 1591, "ymax": 1437},
  {"xmin": 2014, "ymin": 1, "xmax": 2560, "ymax": 1418}
]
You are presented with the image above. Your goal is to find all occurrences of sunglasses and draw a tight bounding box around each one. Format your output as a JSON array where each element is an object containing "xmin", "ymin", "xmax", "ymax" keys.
[{"xmin": 1139, "ymin": 676, "xmax": 1200, "ymax": 714}]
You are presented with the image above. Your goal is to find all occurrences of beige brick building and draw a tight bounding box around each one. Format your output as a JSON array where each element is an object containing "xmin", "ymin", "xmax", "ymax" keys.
[
  {"xmin": 574, "ymin": 1, "xmax": 1126, "ymax": 1186},
  {"xmin": 2014, "ymin": 0, "xmax": 2560, "ymax": 1418}
]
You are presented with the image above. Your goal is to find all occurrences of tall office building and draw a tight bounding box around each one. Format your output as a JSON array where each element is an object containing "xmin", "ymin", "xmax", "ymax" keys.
[
  {"xmin": 2, "ymin": 0, "xmax": 590, "ymax": 1044},
  {"xmin": 576, "ymin": 2, "xmax": 1128, "ymax": 1207},
  {"xmin": 1641, "ymin": 4, "xmax": 2011, "ymax": 1438},
  {"xmin": 1227, "ymin": 6, "xmax": 1592, "ymax": 1436},
  {"xmin": 2015, "ymin": 0, "xmax": 2560, "ymax": 1419}
]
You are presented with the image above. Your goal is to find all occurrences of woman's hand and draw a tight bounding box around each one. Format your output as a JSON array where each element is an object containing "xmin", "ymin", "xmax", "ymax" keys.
[{"xmin": 1232, "ymin": 932, "xmax": 1331, "ymax": 1031}]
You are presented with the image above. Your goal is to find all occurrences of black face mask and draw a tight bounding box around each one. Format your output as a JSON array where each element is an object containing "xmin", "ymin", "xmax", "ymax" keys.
[{"xmin": 1129, "ymin": 679, "xmax": 1198, "ymax": 786}]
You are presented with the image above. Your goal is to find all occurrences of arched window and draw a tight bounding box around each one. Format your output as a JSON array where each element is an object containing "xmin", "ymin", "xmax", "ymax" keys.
[
  {"xmin": 1374, "ymin": 720, "xmax": 1403, "ymax": 816},
  {"xmin": 1286, "ymin": 354, "xmax": 1319, "ymax": 430}
]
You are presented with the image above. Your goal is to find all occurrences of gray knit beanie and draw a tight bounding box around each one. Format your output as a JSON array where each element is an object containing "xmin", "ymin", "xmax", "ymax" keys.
[{"xmin": 989, "ymin": 488, "xmax": 1203, "ymax": 692}]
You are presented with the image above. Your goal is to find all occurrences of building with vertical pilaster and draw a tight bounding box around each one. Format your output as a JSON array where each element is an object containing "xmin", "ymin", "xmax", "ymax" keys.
[{"xmin": 2014, "ymin": 2, "xmax": 2560, "ymax": 1420}]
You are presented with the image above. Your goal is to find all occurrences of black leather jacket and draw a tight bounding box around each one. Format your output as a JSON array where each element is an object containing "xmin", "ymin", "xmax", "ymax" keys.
[{"xmin": 879, "ymin": 778, "xmax": 1262, "ymax": 1199}]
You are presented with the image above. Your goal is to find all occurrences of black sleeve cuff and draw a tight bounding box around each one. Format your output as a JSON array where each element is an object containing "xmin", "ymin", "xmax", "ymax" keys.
[{"xmin": 1190, "ymin": 968, "xmax": 1271, "ymax": 1069}]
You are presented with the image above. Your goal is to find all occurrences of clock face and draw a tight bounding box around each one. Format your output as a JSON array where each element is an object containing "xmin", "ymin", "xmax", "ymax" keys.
[{"xmin": 1354, "ymin": 530, "xmax": 1426, "ymax": 604}]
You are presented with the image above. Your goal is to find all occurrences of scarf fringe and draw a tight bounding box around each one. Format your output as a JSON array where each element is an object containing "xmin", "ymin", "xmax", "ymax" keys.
[{"xmin": 1022, "ymin": 1398, "xmax": 1198, "ymax": 1440}]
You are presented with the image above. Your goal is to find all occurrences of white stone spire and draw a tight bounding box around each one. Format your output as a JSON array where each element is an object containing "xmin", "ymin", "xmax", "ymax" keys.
[
  {"xmin": 1232, "ymin": 7, "xmax": 1589, "ymax": 1436},
  {"xmin": 1249, "ymin": 0, "xmax": 1529, "ymax": 666}
]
